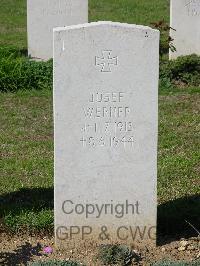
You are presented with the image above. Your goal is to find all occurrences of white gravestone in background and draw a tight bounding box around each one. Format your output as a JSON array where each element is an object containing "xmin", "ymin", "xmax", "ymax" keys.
[
  {"xmin": 170, "ymin": 0, "xmax": 200, "ymax": 59},
  {"xmin": 54, "ymin": 22, "xmax": 159, "ymax": 247},
  {"xmin": 27, "ymin": 0, "xmax": 88, "ymax": 60}
]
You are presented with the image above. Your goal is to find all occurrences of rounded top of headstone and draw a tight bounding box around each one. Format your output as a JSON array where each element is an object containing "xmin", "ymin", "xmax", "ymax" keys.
[{"xmin": 53, "ymin": 21, "xmax": 159, "ymax": 35}]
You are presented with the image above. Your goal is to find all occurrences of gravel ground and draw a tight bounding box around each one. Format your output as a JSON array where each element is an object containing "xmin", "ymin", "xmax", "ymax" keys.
[{"xmin": 0, "ymin": 233, "xmax": 199, "ymax": 265}]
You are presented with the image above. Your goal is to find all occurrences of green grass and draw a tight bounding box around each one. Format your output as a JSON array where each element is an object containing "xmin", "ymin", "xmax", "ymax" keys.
[
  {"xmin": 158, "ymin": 92, "xmax": 200, "ymax": 201},
  {"xmin": 0, "ymin": 90, "xmax": 53, "ymax": 194},
  {"xmin": 152, "ymin": 261, "xmax": 200, "ymax": 266},
  {"xmin": 0, "ymin": 0, "xmax": 27, "ymax": 49},
  {"xmin": 0, "ymin": 0, "xmax": 169, "ymax": 50},
  {"xmin": 89, "ymin": 0, "xmax": 169, "ymax": 25},
  {"xmin": 29, "ymin": 260, "xmax": 83, "ymax": 266},
  {"xmin": 0, "ymin": 90, "xmax": 54, "ymax": 231},
  {"xmin": 0, "ymin": 47, "xmax": 53, "ymax": 92}
]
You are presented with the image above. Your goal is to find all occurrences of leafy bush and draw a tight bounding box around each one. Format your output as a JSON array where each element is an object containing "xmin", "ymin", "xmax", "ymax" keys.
[
  {"xmin": 151, "ymin": 20, "xmax": 176, "ymax": 58},
  {"xmin": 160, "ymin": 54, "xmax": 200, "ymax": 87},
  {"xmin": 152, "ymin": 260, "xmax": 200, "ymax": 266},
  {"xmin": 0, "ymin": 47, "xmax": 53, "ymax": 92},
  {"xmin": 29, "ymin": 260, "xmax": 83, "ymax": 266},
  {"xmin": 97, "ymin": 244, "xmax": 134, "ymax": 265},
  {"xmin": 0, "ymin": 46, "xmax": 27, "ymax": 58}
]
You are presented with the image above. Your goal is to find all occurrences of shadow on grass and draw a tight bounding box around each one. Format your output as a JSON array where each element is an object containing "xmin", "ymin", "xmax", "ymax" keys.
[
  {"xmin": 19, "ymin": 48, "xmax": 28, "ymax": 57},
  {"xmin": 0, "ymin": 188, "xmax": 199, "ymax": 244},
  {"xmin": 0, "ymin": 242, "xmax": 42, "ymax": 265},
  {"xmin": 0, "ymin": 187, "xmax": 54, "ymax": 233},
  {"xmin": 0, "ymin": 46, "xmax": 28, "ymax": 58},
  {"xmin": 157, "ymin": 194, "xmax": 200, "ymax": 245}
]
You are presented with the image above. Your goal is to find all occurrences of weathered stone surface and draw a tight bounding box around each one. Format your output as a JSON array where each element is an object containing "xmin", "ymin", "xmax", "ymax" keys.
[
  {"xmin": 170, "ymin": 0, "xmax": 200, "ymax": 59},
  {"xmin": 27, "ymin": 0, "xmax": 88, "ymax": 60},
  {"xmin": 54, "ymin": 22, "xmax": 159, "ymax": 247}
]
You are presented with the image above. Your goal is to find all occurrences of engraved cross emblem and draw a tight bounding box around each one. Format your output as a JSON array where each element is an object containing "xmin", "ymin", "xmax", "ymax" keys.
[{"xmin": 95, "ymin": 50, "xmax": 118, "ymax": 72}]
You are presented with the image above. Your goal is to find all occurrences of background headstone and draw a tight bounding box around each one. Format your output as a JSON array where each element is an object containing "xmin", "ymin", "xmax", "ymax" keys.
[
  {"xmin": 54, "ymin": 22, "xmax": 159, "ymax": 247},
  {"xmin": 170, "ymin": 0, "xmax": 200, "ymax": 59},
  {"xmin": 27, "ymin": 0, "xmax": 88, "ymax": 60}
]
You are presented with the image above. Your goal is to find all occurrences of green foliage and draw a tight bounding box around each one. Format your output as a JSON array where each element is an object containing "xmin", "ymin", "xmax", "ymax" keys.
[
  {"xmin": 97, "ymin": 244, "xmax": 134, "ymax": 265},
  {"xmin": 0, "ymin": 0, "xmax": 26, "ymax": 48},
  {"xmin": 151, "ymin": 20, "xmax": 176, "ymax": 58},
  {"xmin": 0, "ymin": 48, "xmax": 53, "ymax": 92},
  {"xmin": 0, "ymin": 46, "xmax": 27, "ymax": 58},
  {"xmin": 0, "ymin": 90, "xmax": 54, "ymax": 232},
  {"xmin": 4, "ymin": 209, "xmax": 54, "ymax": 232},
  {"xmin": 152, "ymin": 260, "xmax": 200, "ymax": 266},
  {"xmin": 29, "ymin": 260, "xmax": 83, "ymax": 266},
  {"xmin": 0, "ymin": 186, "xmax": 54, "ymax": 232},
  {"xmin": 160, "ymin": 54, "xmax": 200, "ymax": 87}
]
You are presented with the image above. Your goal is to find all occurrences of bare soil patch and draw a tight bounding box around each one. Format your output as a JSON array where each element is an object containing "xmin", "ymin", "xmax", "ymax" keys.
[{"xmin": 0, "ymin": 233, "xmax": 199, "ymax": 265}]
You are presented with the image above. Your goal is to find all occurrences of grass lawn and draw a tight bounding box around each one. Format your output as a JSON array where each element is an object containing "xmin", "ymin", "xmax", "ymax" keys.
[
  {"xmin": 0, "ymin": 0, "xmax": 27, "ymax": 48},
  {"xmin": 0, "ymin": 90, "xmax": 54, "ymax": 231},
  {"xmin": 0, "ymin": 0, "xmax": 199, "ymax": 238}
]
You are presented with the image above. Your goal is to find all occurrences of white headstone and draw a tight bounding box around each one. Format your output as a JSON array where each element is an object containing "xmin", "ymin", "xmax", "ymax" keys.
[
  {"xmin": 27, "ymin": 0, "xmax": 88, "ymax": 60},
  {"xmin": 170, "ymin": 0, "xmax": 200, "ymax": 59},
  {"xmin": 54, "ymin": 22, "xmax": 159, "ymax": 247}
]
